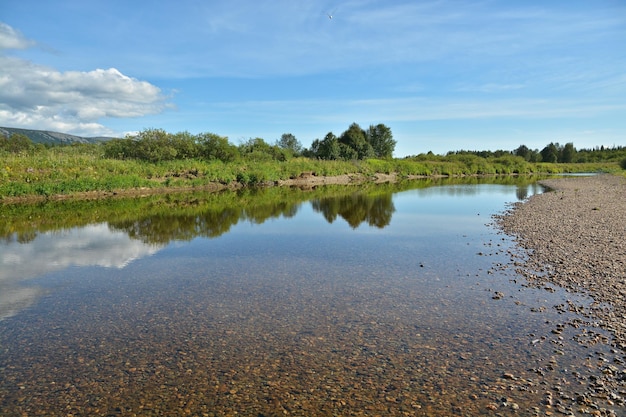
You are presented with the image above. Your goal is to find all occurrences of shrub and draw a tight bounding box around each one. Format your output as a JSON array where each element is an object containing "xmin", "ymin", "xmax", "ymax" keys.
[{"xmin": 0, "ymin": 133, "xmax": 34, "ymax": 153}]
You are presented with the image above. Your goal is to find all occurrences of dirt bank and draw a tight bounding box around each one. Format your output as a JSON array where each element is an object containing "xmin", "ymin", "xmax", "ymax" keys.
[{"xmin": 0, "ymin": 172, "xmax": 416, "ymax": 204}]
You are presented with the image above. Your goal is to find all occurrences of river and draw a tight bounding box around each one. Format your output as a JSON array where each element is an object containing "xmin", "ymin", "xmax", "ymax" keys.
[{"xmin": 0, "ymin": 177, "xmax": 616, "ymax": 416}]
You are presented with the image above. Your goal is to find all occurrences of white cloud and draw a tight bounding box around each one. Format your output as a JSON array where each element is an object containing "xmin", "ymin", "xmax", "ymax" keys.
[
  {"xmin": 0, "ymin": 22, "xmax": 35, "ymax": 50},
  {"xmin": 0, "ymin": 22, "xmax": 170, "ymax": 136}
]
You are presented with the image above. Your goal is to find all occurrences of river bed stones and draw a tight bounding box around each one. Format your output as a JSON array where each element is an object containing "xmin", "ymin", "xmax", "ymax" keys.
[{"xmin": 495, "ymin": 174, "xmax": 626, "ymax": 415}]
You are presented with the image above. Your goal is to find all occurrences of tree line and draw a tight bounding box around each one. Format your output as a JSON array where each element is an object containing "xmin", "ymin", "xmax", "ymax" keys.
[
  {"xmin": 446, "ymin": 143, "xmax": 626, "ymax": 166},
  {"xmin": 2, "ymin": 126, "xmax": 625, "ymax": 169},
  {"xmin": 94, "ymin": 122, "xmax": 395, "ymax": 163}
]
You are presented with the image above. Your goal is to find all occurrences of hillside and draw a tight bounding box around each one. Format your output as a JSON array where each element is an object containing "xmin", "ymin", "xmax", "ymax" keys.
[{"xmin": 0, "ymin": 126, "xmax": 116, "ymax": 145}]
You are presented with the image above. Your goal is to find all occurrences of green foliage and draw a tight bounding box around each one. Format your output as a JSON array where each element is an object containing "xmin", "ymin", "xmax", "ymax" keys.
[
  {"xmin": 620, "ymin": 158, "xmax": 626, "ymax": 170},
  {"xmin": 131, "ymin": 128, "xmax": 189, "ymax": 162},
  {"xmin": 2, "ymin": 126, "xmax": 624, "ymax": 201},
  {"xmin": 309, "ymin": 132, "xmax": 341, "ymax": 160},
  {"xmin": 575, "ymin": 145, "xmax": 626, "ymax": 163},
  {"xmin": 239, "ymin": 138, "xmax": 288, "ymax": 162},
  {"xmin": 540, "ymin": 142, "xmax": 576, "ymax": 163},
  {"xmin": 197, "ymin": 132, "xmax": 239, "ymax": 162},
  {"xmin": 338, "ymin": 123, "xmax": 374, "ymax": 160},
  {"xmin": 0, "ymin": 133, "xmax": 35, "ymax": 153},
  {"xmin": 276, "ymin": 133, "xmax": 303, "ymax": 156},
  {"xmin": 514, "ymin": 144, "xmax": 541, "ymax": 162},
  {"xmin": 440, "ymin": 143, "xmax": 625, "ymax": 166},
  {"xmin": 307, "ymin": 123, "xmax": 395, "ymax": 161},
  {"xmin": 541, "ymin": 143, "xmax": 558, "ymax": 163},
  {"xmin": 560, "ymin": 142, "xmax": 576, "ymax": 163},
  {"xmin": 103, "ymin": 129, "xmax": 235, "ymax": 163},
  {"xmin": 102, "ymin": 138, "xmax": 132, "ymax": 159},
  {"xmin": 366, "ymin": 124, "xmax": 396, "ymax": 158}
]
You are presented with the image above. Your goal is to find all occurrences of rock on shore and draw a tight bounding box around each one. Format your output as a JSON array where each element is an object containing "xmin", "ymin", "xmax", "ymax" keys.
[
  {"xmin": 496, "ymin": 174, "xmax": 626, "ymax": 414},
  {"xmin": 497, "ymin": 174, "xmax": 626, "ymax": 348}
]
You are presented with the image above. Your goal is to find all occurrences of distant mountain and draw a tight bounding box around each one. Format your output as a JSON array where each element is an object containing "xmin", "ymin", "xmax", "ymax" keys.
[{"xmin": 0, "ymin": 127, "xmax": 118, "ymax": 145}]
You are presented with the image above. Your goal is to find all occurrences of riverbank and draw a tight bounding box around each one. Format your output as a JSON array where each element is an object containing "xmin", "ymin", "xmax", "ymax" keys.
[
  {"xmin": 495, "ymin": 174, "xmax": 626, "ymax": 412},
  {"xmin": 0, "ymin": 172, "xmax": 423, "ymax": 204},
  {"xmin": 497, "ymin": 174, "xmax": 626, "ymax": 345}
]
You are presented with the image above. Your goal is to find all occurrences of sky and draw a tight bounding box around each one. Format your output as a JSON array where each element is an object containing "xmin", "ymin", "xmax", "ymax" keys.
[{"xmin": 1, "ymin": 0, "xmax": 625, "ymax": 156}]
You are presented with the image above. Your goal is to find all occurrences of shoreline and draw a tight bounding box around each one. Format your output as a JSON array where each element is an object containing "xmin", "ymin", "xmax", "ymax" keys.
[
  {"xmin": 495, "ymin": 174, "xmax": 626, "ymax": 412},
  {"xmin": 0, "ymin": 172, "xmax": 467, "ymax": 205},
  {"xmin": 496, "ymin": 174, "xmax": 626, "ymax": 348},
  {"xmin": 2, "ymin": 170, "xmax": 621, "ymax": 205}
]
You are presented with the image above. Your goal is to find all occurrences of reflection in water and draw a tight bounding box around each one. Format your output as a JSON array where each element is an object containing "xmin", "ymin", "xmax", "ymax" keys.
[
  {"xmin": 0, "ymin": 177, "xmax": 543, "ymax": 321},
  {"xmin": 1, "ymin": 176, "xmax": 543, "ymax": 244},
  {"xmin": 312, "ymin": 192, "xmax": 394, "ymax": 228},
  {"xmin": 4, "ymin": 177, "xmax": 617, "ymax": 415},
  {"xmin": 111, "ymin": 208, "xmax": 243, "ymax": 244},
  {"xmin": 109, "ymin": 188, "xmax": 397, "ymax": 243},
  {"xmin": 0, "ymin": 225, "xmax": 162, "ymax": 320}
]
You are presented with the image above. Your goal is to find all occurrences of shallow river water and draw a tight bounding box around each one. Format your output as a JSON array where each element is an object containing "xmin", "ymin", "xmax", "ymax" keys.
[{"xmin": 0, "ymin": 178, "xmax": 619, "ymax": 416}]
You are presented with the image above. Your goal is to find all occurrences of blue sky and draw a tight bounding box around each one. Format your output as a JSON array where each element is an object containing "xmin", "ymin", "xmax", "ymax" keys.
[{"xmin": 1, "ymin": 0, "xmax": 625, "ymax": 156}]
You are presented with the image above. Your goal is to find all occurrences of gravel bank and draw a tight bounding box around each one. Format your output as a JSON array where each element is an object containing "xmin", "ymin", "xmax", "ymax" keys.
[
  {"xmin": 497, "ymin": 174, "xmax": 626, "ymax": 346},
  {"xmin": 496, "ymin": 174, "xmax": 626, "ymax": 413}
]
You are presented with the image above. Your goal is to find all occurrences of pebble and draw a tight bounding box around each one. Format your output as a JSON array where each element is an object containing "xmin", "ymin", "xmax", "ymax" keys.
[{"xmin": 495, "ymin": 174, "xmax": 626, "ymax": 415}]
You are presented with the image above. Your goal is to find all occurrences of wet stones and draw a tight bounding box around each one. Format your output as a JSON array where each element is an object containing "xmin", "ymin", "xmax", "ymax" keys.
[{"xmin": 494, "ymin": 174, "xmax": 626, "ymax": 416}]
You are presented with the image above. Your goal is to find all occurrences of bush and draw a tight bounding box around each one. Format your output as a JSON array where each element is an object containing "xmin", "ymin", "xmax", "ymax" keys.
[
  {"xmin": 0, "ymin": 133, "xmax": 34, "ymax": 153},
  {"xmin": 620, "ymin": 158, "xmax": 626, "ymax": 170}
]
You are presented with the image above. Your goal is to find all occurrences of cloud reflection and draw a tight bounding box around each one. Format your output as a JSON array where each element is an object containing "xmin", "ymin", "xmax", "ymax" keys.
[{"xmin": 0, "ymin": 224, "xmax": 163, "ymax": 320}]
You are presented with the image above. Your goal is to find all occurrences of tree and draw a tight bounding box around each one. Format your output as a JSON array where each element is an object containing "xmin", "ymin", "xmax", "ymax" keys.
[
  {"xmin": 527, "ymin": 149, "xmax": 541, "ymax": 163},
  {"xmin": 276, "ymin": 133, "xmax": 303, "ymax": 156},
  {"xmin": 239, "ymin": 138, "xmax": 288, "ymax": 161},
  {"xmin": 559, "ymin": 142, "xmax": 576, "ymax": 163},
  {"xmin": 197, "ymin": 132, "xmax": 239, "ymax": 162},
  {"xmin": 514, "ymin": 145, "xmax": 530, "ymax": 161},
  {"xmin": 313, "ymin": 132, "xmax": 341, "ymax": 160},
  {"xmin": 133, "ymin": 128, "xmax": 178, "ymax": 162},
  {"xmin": 102, "ymin": 138, "xmax": 135, "ymax": 159},
  {"xmin": 339, "ymin": 123, "xmax": 374, "ymax": 160},
  {"xmin": 0, "ymin": 133, "xmax": 34, "ymax": 153},
  {"xmin": 366, "ymin": 124, "xmax": 396, "ymax": 158},
  {"xmin": 170, "ymin": 131, "xmax": 200, "ymax": 159},
  {"xmin": 540, "ymin": 142, "xmax": 559, "ymax": 163}
]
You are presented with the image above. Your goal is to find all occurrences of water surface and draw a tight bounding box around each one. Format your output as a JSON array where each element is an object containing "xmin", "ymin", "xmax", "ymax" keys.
[{"xmin": 0, "ymin": 178, "xmax": 616, "ymax": 416}]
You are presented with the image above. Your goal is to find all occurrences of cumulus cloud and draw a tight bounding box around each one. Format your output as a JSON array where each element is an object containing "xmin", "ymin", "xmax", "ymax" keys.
[{"xmin": 0, "ymin": 22, "xmax": 169, "ymax": 136}]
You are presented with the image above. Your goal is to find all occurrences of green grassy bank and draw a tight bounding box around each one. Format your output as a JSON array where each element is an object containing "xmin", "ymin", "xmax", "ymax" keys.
[{"xmin": 0, "ymin": 144, "xmax": 622, "ymax": 201}]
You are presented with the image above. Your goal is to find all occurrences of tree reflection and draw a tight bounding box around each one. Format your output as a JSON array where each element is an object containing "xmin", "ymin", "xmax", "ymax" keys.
[
  {"xmin": 311, "ymin": 192, "xmax": 394, "ymax": 229},
  {"xmin": 110, "ymin": 208, "xmax": 242, "ymax": 244},
  {"xmin": 1, "ymin": 175, "xmax": 547, "ymax": 245},
  {"xmin": 516, "ymin": 185, "xmax": 529, "ymax": 201}
]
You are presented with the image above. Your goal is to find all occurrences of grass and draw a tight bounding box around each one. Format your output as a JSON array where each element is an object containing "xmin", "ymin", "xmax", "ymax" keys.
[{"xmin": 0, "ymin": 145, "xmax": 622, "ymax": 200}]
